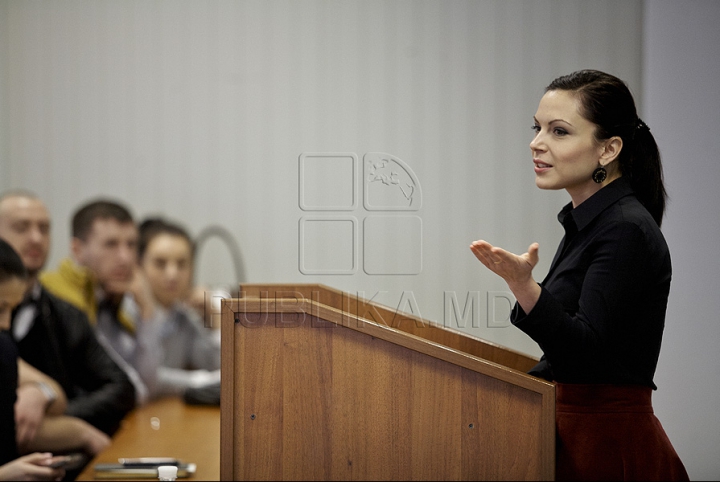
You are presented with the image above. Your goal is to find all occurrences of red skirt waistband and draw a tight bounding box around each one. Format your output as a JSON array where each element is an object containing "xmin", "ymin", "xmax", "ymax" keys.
[{"xmin": 555, "ymin": 383, "xmax": 654, "ymax": 413}]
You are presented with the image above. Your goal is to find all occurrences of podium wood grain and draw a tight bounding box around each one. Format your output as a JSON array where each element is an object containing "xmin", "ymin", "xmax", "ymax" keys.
[{"xmin": 221, "ymin": 284, "xmax": 555, "ymax": 481}]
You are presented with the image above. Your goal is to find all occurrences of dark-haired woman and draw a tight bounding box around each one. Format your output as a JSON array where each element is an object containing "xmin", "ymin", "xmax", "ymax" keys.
[
  {"xmin": 470, "ymin": 70, "xmax": 688, "ymax": 480},
  {"xmin": 136, "ymin": 218, "xmax": 220, "ymax": 398},
  {"xmin": 0, "ymin": 239, "xmax": 65, "ymax": 481}
]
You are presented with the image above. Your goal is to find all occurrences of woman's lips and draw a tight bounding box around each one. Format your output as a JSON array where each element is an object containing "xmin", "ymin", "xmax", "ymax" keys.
[{"xmin": 534, "ymin": 159, "xmax": 552, "ymax": 173}]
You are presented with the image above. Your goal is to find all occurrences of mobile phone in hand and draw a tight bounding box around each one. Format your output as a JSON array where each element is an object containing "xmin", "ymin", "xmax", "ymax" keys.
[
  {"xmin": 118, "ymin": 457, "xmax": 180, "ymax": 467},
  {"xmin": 48, "ymin": 453, "xmax": 87, "ymax": 470}
]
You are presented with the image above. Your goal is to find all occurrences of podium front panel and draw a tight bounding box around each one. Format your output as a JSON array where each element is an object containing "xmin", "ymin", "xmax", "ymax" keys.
[{"xmin": 222, "ymin": 303, "xmax": 552, "ymax": 481}]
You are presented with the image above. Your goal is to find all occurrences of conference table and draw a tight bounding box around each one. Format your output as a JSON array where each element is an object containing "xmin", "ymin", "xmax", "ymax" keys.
[{"xmin": 76, "ymin": 397, "xmax": 220, "ymax": 481}]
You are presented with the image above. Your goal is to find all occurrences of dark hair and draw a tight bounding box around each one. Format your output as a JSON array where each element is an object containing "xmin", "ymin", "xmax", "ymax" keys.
[
  {"xmin": 72, "ymin": 200, "xmax": 134, "ymax": 240},
  {"xmin": 0, "ymin": 238, "xmax": 28, "ymax": 283},
  {"xmin": 138, "ymin": 217, "xmax": 195, "ymax": 261},
  {"xmin": 546, "ymin": 70, "xmax": 666, "ymax": 226}
]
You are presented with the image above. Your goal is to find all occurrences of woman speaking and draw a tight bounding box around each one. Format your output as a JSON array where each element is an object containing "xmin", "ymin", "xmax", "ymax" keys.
[{"xmin": 470, "ymin": 70, "xmax": 688, "ymax": 481}]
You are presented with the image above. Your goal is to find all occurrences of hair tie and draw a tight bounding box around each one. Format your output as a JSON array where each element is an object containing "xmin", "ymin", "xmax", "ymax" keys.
[{"xmin": 636, "ymin": 118, "xmax": 650, "ymax": 132}]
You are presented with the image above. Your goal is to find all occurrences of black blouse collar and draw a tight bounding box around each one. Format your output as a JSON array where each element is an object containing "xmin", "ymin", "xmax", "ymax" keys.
[{"xmin": 557, "ymin": 176, "xmax": 634, "ymax": 231}]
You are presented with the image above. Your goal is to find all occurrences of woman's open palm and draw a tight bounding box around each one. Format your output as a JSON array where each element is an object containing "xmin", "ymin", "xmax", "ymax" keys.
[{"xmin": 469, "ymin": 240, "xmax": 539, "ymax": 286}]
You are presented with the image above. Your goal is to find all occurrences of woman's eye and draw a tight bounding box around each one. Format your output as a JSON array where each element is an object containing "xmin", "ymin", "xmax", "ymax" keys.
[
  {"xmin": 553, "ymin": 127, "xmax": 568, "ymax": 136},
  {"xmin": 531, "ymin": 125, "xmax": 541, "ymax": 133}
]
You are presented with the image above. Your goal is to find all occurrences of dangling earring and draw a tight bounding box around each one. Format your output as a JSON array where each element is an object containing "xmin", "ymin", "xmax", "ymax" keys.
[{"xmin": 592, "ymin": 166, "xmax": 607, "ymax": 184}]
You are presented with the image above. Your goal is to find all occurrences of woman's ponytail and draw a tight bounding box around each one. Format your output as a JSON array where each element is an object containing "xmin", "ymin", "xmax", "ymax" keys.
[{"xmin": 627, "ymin": 120, "xmax": 666, "ymax": 227}]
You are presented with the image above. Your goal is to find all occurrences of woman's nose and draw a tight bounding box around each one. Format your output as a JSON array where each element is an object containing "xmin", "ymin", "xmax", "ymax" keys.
[{"xmin": 529, "ymin": 134, "xmax": 544, "ymax": 153}]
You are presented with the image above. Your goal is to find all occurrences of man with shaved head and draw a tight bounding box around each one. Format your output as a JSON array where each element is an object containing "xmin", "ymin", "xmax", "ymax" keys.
[{"xmin": 0, "ymin": 191, "xmax": 135, "ymax": 444}]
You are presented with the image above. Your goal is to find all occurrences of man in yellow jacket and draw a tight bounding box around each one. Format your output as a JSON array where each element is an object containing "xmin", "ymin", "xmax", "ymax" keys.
[{"xmin": 41, "ymin": 199, "xmax": 161, "ymax": 404}]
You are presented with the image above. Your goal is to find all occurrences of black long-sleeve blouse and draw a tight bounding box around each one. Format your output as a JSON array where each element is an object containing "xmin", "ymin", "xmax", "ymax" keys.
[{"xmin": 512, "ymin": 176, "xmax": 671, "ymax": 389}]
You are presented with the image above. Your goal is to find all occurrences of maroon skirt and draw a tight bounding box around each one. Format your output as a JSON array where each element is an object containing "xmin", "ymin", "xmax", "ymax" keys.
[{"xmin": 555, "ymin": 383, "xmax": 689, "ymax": 481}]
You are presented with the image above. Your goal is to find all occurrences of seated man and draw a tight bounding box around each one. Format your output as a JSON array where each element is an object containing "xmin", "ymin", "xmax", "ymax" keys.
[
  {"xmin": 0, "ymin": 191, "xmax": 135, "ymax": 437},
  {"xmin": 40, "ymin": 199, "xmax": 161, "ymax": 402}
]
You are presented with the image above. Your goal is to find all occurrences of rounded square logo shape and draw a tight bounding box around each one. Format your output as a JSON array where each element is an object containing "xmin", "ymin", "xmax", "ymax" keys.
[
  {"xmin": 299, "ymin": 153, "xmax": 357, "ymax": 211},
  {"xmin": 363, "ymin": 215, "xmax": 422, "ymax": 275},
  {"xmin": 299, "ymin": 216, "xmax": 358, "ymax": 275}
]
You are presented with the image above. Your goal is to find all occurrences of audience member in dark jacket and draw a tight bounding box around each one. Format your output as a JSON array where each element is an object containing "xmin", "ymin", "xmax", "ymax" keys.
[
  {"xmin": 0, "ymin": 191, "xmax": 136, "ymax": 439},
  {"xmin": 14, "ymin": 285, "xmax": 136, "ymax": 435}
]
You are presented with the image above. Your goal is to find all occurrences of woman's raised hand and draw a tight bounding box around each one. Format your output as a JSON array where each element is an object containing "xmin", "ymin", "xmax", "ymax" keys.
[
  {"xmin": 470, "ymin": 240, "xmax": 542, "ymax": 313},
  {"xmin": 470, "ymin": 240, "xmax": 538, "ymax": 282}
]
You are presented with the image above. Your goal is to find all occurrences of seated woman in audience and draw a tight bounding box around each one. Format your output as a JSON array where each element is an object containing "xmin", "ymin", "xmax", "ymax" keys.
[
  {"xmin": 1, "ymin": 239, "xmax": 64, "ymax": 481},
  {"xmin": 136, "ymin": 218, "xmax": 220, "ymax": 397}
]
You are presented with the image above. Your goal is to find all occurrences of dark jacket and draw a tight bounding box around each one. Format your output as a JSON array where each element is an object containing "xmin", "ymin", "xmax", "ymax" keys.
[
  {"xmin": 12, "ymin": 287, "xmax": 136, "ymax": 435},
  {"xmin": 0, "ymin": 331, "xmax": 19, "ymax": 465}
]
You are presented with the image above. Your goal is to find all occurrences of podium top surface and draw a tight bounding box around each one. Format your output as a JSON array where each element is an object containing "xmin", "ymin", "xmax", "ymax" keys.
[{"xmin": 227, "ymin": 283, "xmax": 552, "ymax": 395}]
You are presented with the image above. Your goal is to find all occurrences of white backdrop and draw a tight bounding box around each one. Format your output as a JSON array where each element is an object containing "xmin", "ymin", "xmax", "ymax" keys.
[{"xmin": 0, "ymin": 0, "xmax": 644, "ymax": 357}]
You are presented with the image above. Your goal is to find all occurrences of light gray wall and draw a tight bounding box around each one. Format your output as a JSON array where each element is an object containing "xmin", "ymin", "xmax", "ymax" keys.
[
  {"xmin": 0, "ymin": 1, "xmax": 8, "ymax": 188},
  {"xmin": 644, "ymin": 1, "xmax": 720, "ymax": 480},
  {"xmin": 0, "ymin": 0, "xmax": 644, "ymax": 357}
]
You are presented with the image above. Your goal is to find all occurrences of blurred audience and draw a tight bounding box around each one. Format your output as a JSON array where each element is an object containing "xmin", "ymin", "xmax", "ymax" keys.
[
  {"xmin": 40, "ymin": 199, "xmax": 161, "ymax": 403},
  {"xmin": 137, "ymin": 218, "xmax": 220, "ymax": 396},
  {"xmin": 0, "ymin": 192, "xmax": 133, "ymax": 438}
]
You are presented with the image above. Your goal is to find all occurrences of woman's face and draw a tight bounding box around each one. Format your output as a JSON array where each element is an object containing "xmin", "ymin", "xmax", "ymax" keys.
[
  {"xmin": 140, "ymin": 233, "xmax": 193, "ymax": 309},
  {"xmin": 530, "ymin": 89, "xmax": 608, "ymax": 206},
  {"xmin": 0, "ymin": 276, "xmax": 25, "ymax": 330}
]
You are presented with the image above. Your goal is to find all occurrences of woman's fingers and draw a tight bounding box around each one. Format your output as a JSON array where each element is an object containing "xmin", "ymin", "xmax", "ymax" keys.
[
  {"xmin": 471, "ymin": 241, "xmax": 508, "ymax": 263},
  {"xmin": 470, "ymin": 241, "xmax": 507, "ymax": 271},
  {"xmin": 471, "ymin": 240, "xmax": 540, "ymax": 280},
  {"xmin": 470, "ymin": 240, "xmax": 498, "ymax": 267}
]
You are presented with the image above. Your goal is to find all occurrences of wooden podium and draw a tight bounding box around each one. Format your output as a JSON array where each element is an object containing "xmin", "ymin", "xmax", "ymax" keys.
[{"xmin": 221, "ymin": 284, "xmax": 555, "ymax": 480}]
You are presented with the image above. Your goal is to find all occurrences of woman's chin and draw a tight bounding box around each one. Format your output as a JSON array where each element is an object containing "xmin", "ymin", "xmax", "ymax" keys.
[{"xmin": 535, "ymin": 177, "xmax": 555, "ymax": 190}]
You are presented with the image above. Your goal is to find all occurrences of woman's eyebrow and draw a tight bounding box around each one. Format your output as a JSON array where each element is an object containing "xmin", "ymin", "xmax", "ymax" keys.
[{"xmin": 534, "ymin": 116, "xmax": 573, "ymax": 127}]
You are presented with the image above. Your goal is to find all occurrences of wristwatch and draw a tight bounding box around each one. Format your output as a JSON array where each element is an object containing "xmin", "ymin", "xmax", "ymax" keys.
[{"xmin": 34, "ymin": 381, "xmax": 58, "ymax": 408}]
